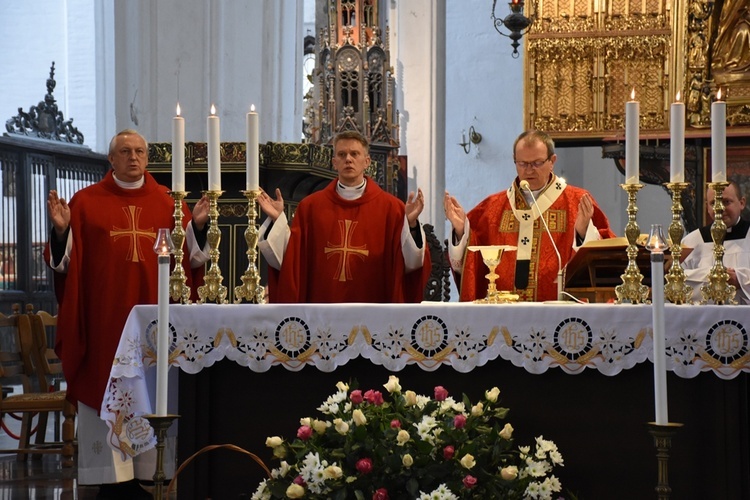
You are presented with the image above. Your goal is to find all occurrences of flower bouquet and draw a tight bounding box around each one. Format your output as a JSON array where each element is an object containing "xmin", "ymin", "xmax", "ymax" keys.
[{"xmin": 252, "ymin": 376, "xmax": 563, "ymax": 499}]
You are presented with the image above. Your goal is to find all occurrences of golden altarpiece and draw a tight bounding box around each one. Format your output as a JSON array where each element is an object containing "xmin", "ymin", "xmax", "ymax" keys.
[{"xmin": 524, "ymin": 0, "xmax": 750, "ymax": 231}]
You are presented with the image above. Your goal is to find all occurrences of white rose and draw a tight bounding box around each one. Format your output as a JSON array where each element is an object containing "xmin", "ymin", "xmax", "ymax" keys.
[
  {"xmin": 286, "ymin": 483, "xmax": 305, "ymax": 498},
  {"xmin": 312, "ymin": 419, "xmax": 328, "ymax": 434},
  {"xmin": 299, "ymin": 417, "xmax": 311, "ymax": 427},
  {"xmin": 333, "ymin": 418, "xmax": 349, "ymax": 435},
  {"xmin": 336, "ymin": 381, "xmax": 349, "ymax": 392},
  {"xmin": 323, "ymin": 464, "xmax": 343, "ymax": 479},
  {"xmin": 396, "ymin": 429, "xmax": 410, "ymax": 446},
  {"xmin": 402, "ymin": 454, "xmax": 414, "ymax": 467},
  {"xmin": 471, "ymin": 402, "xmax": 484, "ymax": 416},
  {"xmin": 460, "ymin": 453, "xmax": 476, "ymax": 469},
  {"xmin": 499, "ymin": 423, "xmax": 514, "ymax": 440},
  {"xmin": 265, "ymin": 436, "xmax": 283, "ymax": 448},
  {"xmin": 352, "ymin": 409, "xmax": 367, "ymax": 426},
  {"xmin": 384, "ymin": 375, "xmax": 402, "ymax": 393},
  {"xmin": 404, "ymin": 390, "xmax": 418, "ymax": 406},
  {"xmin": 485, "ymin": 387, "xmax": 500, "ymax": 403},
  {"xmin": 500, "ymin": 465, "xmax": 518, "ymax": 480}
]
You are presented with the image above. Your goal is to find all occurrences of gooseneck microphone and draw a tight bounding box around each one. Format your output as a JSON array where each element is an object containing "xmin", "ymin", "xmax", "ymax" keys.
[{"xmin": 519, "ymin": 180, "xmax": 565, "ymax": 302}]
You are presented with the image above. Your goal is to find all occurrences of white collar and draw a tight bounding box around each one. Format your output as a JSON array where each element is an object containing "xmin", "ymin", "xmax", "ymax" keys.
[
  {"xmin": 337, "ymin": 179, "xmax": 366, "ymax": 200},
  {"xmin": 113, "ymin": 173, "xmax": 144, "ymax": 189}
]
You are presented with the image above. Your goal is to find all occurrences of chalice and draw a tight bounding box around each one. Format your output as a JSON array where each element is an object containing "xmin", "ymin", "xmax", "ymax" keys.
[{"xmin": 468, "ymin": 245, "xmax": 519, "ymax": 303}]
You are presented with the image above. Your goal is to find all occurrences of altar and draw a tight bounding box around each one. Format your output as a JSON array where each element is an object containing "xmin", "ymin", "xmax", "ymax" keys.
[{"xmin": 104, "ymin": 303, "xmax": 750, "ymax": 499}]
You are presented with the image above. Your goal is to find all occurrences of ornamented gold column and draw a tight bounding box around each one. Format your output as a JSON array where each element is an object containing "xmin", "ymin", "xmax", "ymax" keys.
[
  {"xmin": 197, "ymin": 190, "xmax": 228, "ymax": 304},
  {"xmin": 234, "ymin": 190, "xmax": 264, "ymax": 303},
  {"xmin": 169, "ymin": 191, "xmax": 191, "ymax": 304},
  {"xmin": 700, "ymin": 181, "xmax": 736, "ymax": 304},
  {"xmin": 616, "ymin": 183, "xmax": 650, "ymax": 304},
  {"xmin": 663, "ymin": 183, "xmax": 692, "ymax": 304}
]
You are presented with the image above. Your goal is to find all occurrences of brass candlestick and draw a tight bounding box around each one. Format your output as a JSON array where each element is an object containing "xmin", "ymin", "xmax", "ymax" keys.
[
  {"xmin": 169, "ymin": 191, "xmax": 191, "ymax": 304},
  {"xmin": 664, "ymin": 182, "xmax": 692, "ymax": 304},
  {"xmin": 144, "ymin": 414, "xmax": 180, "ymax": 500},
  {"xmin": 234, "ymin": 190, "xmax": 264, "ymax": 303},
  {"xmin": 647, "ymin": 422, "xmax": 683, "ymax": 500},
  {"xmin": 616, "ymin": 183, "xmax": 650, "ymax": 304},
  {"xmin": 197, "ymin": 190, "xmax": 227, "ymax": 304},
  {"xmin": 700, "ymin": 181, "xmax": 736, "ymax": 304}
]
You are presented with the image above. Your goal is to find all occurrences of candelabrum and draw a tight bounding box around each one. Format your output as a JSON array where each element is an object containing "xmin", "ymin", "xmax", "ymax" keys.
[
  {"xmin": 616, "ymin": 183, "xmax": 650, "ymax": 304},
  {"xmin": 197, "ymin": 190, "xmax": 228, "ymax": 304},
  {"xmin": 169, "ymin": 191, "xmax": 191, "ymax": 304},
  {"xmin": 700, "ymin": 181, "xmax": 737, "ymax": 304},
  {"xmin": 144, "ymin": 414, "xmax": 179, "ymax": 500},
  {"xmin": 647, "ymin": 422, "xmax": 683, "ymax": 500},
  {"xmin": 663, "ymin": 183, "xmax": 693, "ymax": 304},
  {"xmin": 234, "ymin": 190, "xmax": 265, "ymax": 303}
]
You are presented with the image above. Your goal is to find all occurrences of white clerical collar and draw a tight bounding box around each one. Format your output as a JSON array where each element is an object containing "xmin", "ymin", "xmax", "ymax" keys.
[
  {"xmin": 113, "ymin": 172, "xmax": 144, "ymax": 189},
  {"xmin": 337, "ymin": 179, "xmax": 366, "ymax": 200}
]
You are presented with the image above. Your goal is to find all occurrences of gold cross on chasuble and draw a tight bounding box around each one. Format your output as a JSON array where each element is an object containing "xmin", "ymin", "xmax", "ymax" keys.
[
  {"xmin": 110, "ymin": 205, "xmax": 157, "ymax": 262},
  {"xmin": 324, "ymin": 219, "xmax": 369, "ymax": 282}
]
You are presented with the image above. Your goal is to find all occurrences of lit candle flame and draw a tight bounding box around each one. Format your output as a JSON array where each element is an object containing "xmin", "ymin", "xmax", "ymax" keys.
[
  {"xmin": 250, "ymin": 104, "xmax": 256, "ymax": 112},
  {"xmin": 630, "ymin": 88, "xmax": 636, "ymax": 100},
  {"xmin": 716, "ymin": 88, "xmax": 722, "ymax": 101},
  {"xmin": 176, "ymin": 102, "xmax": 181, "ymax": 116},
  {"xmin": 675, "ymin": 91, "xmax": 681, "ymax": 102},
  {"xmin": 210, "ymin": 104, "xmax": 217, "ymax": 115}
]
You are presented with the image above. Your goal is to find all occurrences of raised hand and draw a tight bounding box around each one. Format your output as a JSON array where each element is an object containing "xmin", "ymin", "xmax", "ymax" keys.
[
  {"xmin": 47, "ymin": 190, "xmax": 70, "ymax": 240},
  {"xmin": 405, "ymin": 188, "xmax": 425, "ymax": 228},
  {"xmin": 258, "ymin": 188, "xmax": 285, "ymax": 222},
  {"xmin": 444, "ymin": 191, "xmax": 466, "ymax": 239},
  {"xmin": 192, "ymin": 195, "xmax": 210, "ymax": 231},
  {"xmin": 575, "ymin": 194, "xmax": 594, "ymax": 238}
]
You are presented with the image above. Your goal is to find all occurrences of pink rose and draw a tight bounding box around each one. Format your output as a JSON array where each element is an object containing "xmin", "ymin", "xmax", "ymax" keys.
[
  {"xmin": 434, "ymin": 386, "xmax": 449, "ymax": 401},
  {"xmin": 293, "ymin": 475, "xmax": 306, "ymax": 486},
  {"xmin": 350, "ymin": 390, "xmax": 364, "ymax": 405},
  {"xmin": 356, "ymin": 457, "xmax": 374, "ymax": 474},
  {"xmin": 364, "ymin": 390, "xmax": 384, "ymax": 406},
  {"xmin": 462, "ymin": 474, "xmax": 477, "ymax": 489},
  {"xmin": 443, "ymin": 445, "xmax": 455, "ymax": 460},
  {"xmin": 390, "ymin": 419, "xmax": 401, "ymax": 428},
  {"xmin": 373, "ymin": 488, "xmax": 389, "ymax": 500},
  {"xmin": 296, "ymin": 425, "xmax": 313, "ymax": 441},
  {"xmin": 453, "ymin": 414, "xmax": 466, "ymax": 429}
]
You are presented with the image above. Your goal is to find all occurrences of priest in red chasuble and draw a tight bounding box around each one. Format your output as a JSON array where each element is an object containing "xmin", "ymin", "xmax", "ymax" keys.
[
  {"xmin": 258, "ymin": 131, "xmax": 431, "ymax": 303},
  {"xmin": 445, "ymin": 130, "xmax": 616, "ymax": 302},
  {"xmin": 45, "ymin": 130, "xmax": 209, "ymax": 497}
]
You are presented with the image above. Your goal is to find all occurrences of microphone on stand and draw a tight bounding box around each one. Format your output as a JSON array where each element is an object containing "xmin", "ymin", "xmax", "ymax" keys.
[{"xmin": 519, "ymin": 180, "xmax": 566, "ymax": 303}]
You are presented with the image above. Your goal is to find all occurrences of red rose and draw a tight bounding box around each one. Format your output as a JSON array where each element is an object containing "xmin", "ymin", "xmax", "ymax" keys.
[
  {"xmin": 293, "ymin": 475, "xmax": 306, "ymax": 486},
  {"xmin": 434, "ymin": 386, "xmax": 448, "ymax": 401},
  {"xmin": 373, "ymin": 488, "xmax": 389, "ymax": 500},
  {"xmin": 462, "ymin": 474, "xmax": 477, "ymax": 489},
  {"xmin": 356, "ymin": 457, "xmax": 374, "ymax": 474},
  {"xmin": 453, "ymin": 414, "xmax": 466, "ymax": 429},
  {"xmin": 296, "ymin": 425, "xmax": 313, "ymax": 441},
  {"xmin": 364, "ymin": 390, "xmax": 384, "ymax": 406},
  {"xmin": 443, "ymin": 445, "xmax": 455, "ymax": 460},
  {"xmin": 390, "ymin": 419, "xmax": 401, "ymax": 429},
  {"xmin": 350, "ymin": 390, "xmax": 364, "ymax": 405}
]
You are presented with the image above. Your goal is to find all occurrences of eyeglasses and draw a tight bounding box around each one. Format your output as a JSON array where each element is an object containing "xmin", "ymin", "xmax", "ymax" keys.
[{"xmin": 514, "ymin": 156, "xmax": 551, "ymax": 169}]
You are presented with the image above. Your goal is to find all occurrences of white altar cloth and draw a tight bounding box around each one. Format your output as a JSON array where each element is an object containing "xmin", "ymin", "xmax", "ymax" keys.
[{"xmin": 102, "ymin": 302, "xmax": 750, "ymax": 457}]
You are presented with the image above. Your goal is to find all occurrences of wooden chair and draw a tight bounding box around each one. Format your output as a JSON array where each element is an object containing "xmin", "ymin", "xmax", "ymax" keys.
[{"xmin": 0, "ymin": 305, "xmax": 76, "ymax": 467}]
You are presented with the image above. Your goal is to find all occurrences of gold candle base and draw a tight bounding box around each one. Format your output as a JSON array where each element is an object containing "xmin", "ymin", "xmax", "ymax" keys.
[
  {"xmin": 234, "ymin": 190, "xmax": 265, "ymax": 303},
  {"xmin": 169, "ymin": 191, "xmax": 191, "ymax": 304},
  {"xmin": 144, "ymin": 414, "xmax": 180, "ymax": 500},
  {"xmin": 647, "ymin": 422, "xmax": 683, "ymax": 500},
  {"xmin": 197, "ymin": 190, "xmax": 227, "ymax": 304},
  {"xmin": 700, "ymin": 181, "xmax": 736, "ymax": 305},
  {"xmin": 616, "ymin": 183, "xmax": 650, "ymax": 304},
  {"xmin": 663, "ymin": 183, "xmax": 692, "ymax": 304}
]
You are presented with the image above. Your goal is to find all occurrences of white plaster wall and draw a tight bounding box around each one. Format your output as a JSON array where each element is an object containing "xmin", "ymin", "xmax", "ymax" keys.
[{"xmin": 0, "ymin": 0, "xmax": 99, "ymax": 149}]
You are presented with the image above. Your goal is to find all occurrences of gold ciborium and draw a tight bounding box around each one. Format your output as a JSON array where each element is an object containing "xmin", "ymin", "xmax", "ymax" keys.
[{"xmin": 468, "ymin": 245, "xmax": 519, "ymax": 303}]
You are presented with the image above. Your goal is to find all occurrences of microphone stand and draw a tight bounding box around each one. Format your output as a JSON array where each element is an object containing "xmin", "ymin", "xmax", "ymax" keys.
[{"xmin": 520, "ymin": 181, "xmax": 566, "ymax": 303}]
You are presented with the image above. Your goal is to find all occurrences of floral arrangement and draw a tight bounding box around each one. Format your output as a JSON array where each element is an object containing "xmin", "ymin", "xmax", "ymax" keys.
[{"xmin": 251, "ymin": 376, "xmax": 564, "ymax": 499}]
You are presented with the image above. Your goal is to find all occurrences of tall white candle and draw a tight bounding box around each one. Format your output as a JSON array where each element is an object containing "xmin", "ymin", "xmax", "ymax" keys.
[
  {"xmin": 711, "ymin": 89, "xmax": 726, "ymax": 183},
  {"xmin": 207, "ymin": 104, "xmax": 221, "ymax": 191},
  {"xmin": 246, "ymin": 104, "xmax": 259, "ymax": 191},
  {"xmin": 172, "ymin": 103, "xmax": 185, "ymax": 192},
  {"xmin": 648, "ymin": 224, "xmax": 668, "ymax": 425},
  {"xmin": 155, "ymin": 253, "xmax": 170, "ymax": 416},
  {"xmin": 670, "ymin": 93, "xmax": 685, "ymax": 183},
  {"xmin": 625, "ymin": 89, "xmax": 639, "ymax": 184}
]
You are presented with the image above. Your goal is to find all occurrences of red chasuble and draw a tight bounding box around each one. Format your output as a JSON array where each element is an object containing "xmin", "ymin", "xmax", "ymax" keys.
[
  {"xmin": 48, "ymin": 171, "xmax": 201, "ymax": 410},
  {"xmin": 459, "ymin": 177, "xmax": 615, "ymax": 302},
  {"xmin": 270, "ymin": 178, "xmax": 431, "ymax": 303}
]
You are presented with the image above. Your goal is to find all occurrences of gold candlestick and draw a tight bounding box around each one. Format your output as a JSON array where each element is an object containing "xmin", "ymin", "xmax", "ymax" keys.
[
  {"xmin": 616, "ymin": 183, "xmax": 650, "ymax": 304},
  {"xmin": 700, "ymin": 181, "xmax": 736, "ymax": 304},
  {"xmin": 144, "ymin": 414, "xmax": 179, "ymax": 500},
  {"xmin": 234, "ymin": 190, "xmax": 264, "ymax": 303},
  {"xmin": 197, "ymin": 190, "xmax": 227, "ymax": 304},
  {"xmin": 169, "ymin": 191, "xmax": 191, "ymax": 304},
  {"xmin": 647, "ymin": 422, "xmax": 683, "ymax": 500},
  {"xmin": 663, "ymin": 182, "xmax": 692, "ymax": 304}
]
